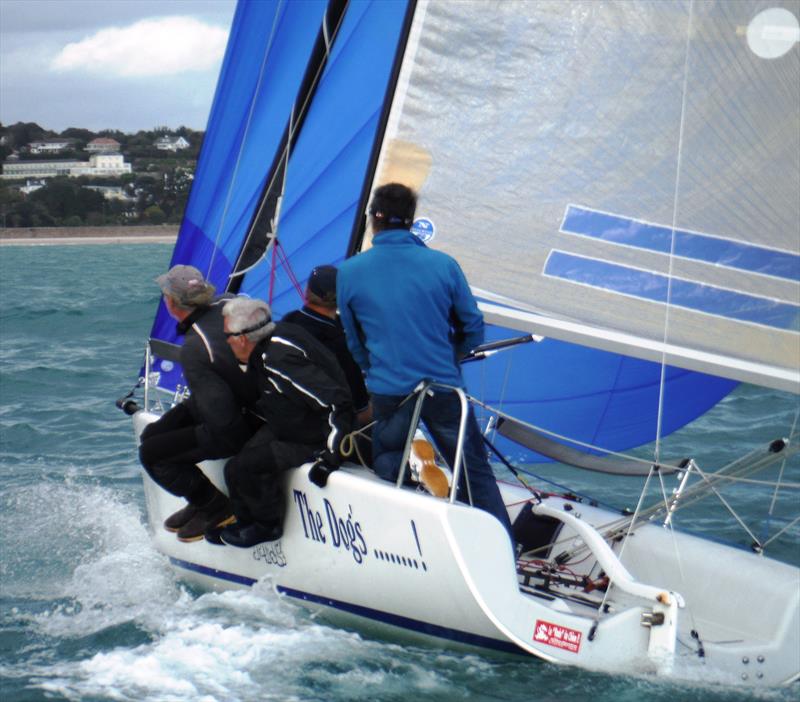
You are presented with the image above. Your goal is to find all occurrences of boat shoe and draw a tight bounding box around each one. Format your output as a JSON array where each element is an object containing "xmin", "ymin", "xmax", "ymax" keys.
[
  {"xmin": 177, "ymin": 493, "xmax": 235, "ymax": 542},
  {"xmin": 220, "ymin": 521, "xmax": 282, "ymax": 548},
  {"xmin": 163, "ymin": 502, "xmax": 199, "ymax": 532},
  {"xmin": 204, "ymin": 520, "xmax": 237, "ymax": 546}
]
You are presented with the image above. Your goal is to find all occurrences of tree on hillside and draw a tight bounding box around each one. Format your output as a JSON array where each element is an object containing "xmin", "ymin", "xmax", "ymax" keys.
[
  {"xmin": 1, "ymin": 185, "xmax": 55, "ymax": 226},
  {"xmin": 0, "ymin": 185, "xmax": 24, "ymax": 226},
  {"xmin": 1, "ymin": 122, "xmax": 52, "ymax": 148},
  {"xmin": 144, "ymin": 205, "xmax": 166, "ymax": 224},
  {"xmin": 29, "ymin": 178, "xmax": 104, "ymax": 223},
  {"xmin": 60, "ymin": 127, "xmax": 97, "ymax": 144},
  {"xmin": 9, "ymin": 200, "xmax": 56, "ymax": 227}
]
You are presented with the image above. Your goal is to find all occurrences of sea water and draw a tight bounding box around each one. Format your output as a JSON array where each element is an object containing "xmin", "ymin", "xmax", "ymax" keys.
[{"xmin": 0, "ymin": 243, "xmax": 797, "ymax": 702}]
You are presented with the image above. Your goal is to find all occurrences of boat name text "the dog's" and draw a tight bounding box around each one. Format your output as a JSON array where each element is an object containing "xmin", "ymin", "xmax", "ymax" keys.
[{"xmin": 293, "ymin": 490, "xmax": 368, "ymax": 564}]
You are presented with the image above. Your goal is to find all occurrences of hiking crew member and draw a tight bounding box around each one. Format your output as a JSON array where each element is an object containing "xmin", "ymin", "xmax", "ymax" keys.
[
  {"xmin": 215, "ymin": 296, "xmax": 353, "ymax": 548},
  {"xmin": 282, "ymin": 264, "xmax": 370, "ymax": 426},
  {"xmin": 336, "ymin": 182, "xmax": 513, "ymax": 540},
  {"xmin": 139, "ymin": 265, "xmax": 256, "ymax": 542}
]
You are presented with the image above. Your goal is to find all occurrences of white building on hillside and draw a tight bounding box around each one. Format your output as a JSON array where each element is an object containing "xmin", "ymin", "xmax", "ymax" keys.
[
  {"xmin": 154, "ymin": 136, "xmax": 190, "ymax": 151},
  {"xmin": 1, "ymin": 160, "xmax": 81, "ymax": 178},
  {"xmin": 28, "ymin": 139, "xmax": 75, "ymax": 154},
  {"xmin": 72, "ymin": 153, "xmax": 132, "ymax": 176},
  {"xmin": 1, "ymin": 154, "xmax": 132, "ymax": 180},
  {"xmin": 85, "ymin": 185, "xmax": 134, "ymax": 201},
  {"xmin": 18, "ymin": 179, "xmax": 46, "ymax": 195}
]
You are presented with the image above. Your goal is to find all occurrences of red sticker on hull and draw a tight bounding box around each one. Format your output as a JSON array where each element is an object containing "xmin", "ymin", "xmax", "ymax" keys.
[{"xmin": 533, "ymin": 619, "xmax": 583, "ymax": 654}]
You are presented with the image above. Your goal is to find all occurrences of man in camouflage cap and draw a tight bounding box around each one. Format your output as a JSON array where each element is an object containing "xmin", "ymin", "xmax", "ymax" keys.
[{"xmin": 139, "ymin": 265, "xmax": 257, "ymax": 542}]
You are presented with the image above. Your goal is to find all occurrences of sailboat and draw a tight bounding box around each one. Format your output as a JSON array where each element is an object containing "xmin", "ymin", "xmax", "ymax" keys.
[{"xmin": 119, "ymin": 0, "xmax": 800, "ymax": 688}]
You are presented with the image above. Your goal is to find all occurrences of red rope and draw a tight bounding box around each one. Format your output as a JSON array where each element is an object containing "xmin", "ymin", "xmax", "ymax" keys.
[
  {"xmin": 268, "ymin": 242, "xmax": 278, "ymax": 304},
  {"xmin": 267, "ymin": 239, "xmax": 305, "ymax": 305}
]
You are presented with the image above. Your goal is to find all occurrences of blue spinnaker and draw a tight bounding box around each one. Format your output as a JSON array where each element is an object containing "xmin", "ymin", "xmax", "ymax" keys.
[
  {"xmin": 463, "ymin": 323, "xmax": 736, "ymax": 463},
  {"xmin": 239, "ymin": 0, "xmax": 412, "ymax": 314},
  {"xmin": 147, "ymin": 0, "xmax": 330, "ymax": 389}
]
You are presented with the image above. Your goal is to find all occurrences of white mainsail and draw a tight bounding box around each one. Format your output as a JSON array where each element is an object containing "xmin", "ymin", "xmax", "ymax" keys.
[{"xmin": 374, "ymin": 0, "xmax": 800, "ymax": 392}]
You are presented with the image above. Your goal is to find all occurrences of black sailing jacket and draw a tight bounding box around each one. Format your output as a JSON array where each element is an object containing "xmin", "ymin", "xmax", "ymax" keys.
[
  {"xmin": 247, "ymin": 321, "xmax": 354, "ymax": 452},
  {"xmin": 281, "ymin": 306, "xmax": 369, "ymax": 413},
  {"xmin": 177, "ymin": 296, "xmax": 258, "ymax": 456}
]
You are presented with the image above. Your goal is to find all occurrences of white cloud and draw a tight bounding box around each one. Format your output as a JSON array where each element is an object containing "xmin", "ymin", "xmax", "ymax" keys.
[{"xmin": 51, "ymin": 16, "xmax": 228, "ymax": 77}]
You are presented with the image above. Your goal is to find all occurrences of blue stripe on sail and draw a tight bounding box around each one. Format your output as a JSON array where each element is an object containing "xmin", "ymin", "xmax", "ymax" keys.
[
  {"xmin": 239, "ymin": 0, "xmax": 411, "ymax": 313},
  {"xmin": 544, "ymin": 251, "xmax": 800, "ymax": 331},
  {"xmin": 561, "ymin": 205, "xmax": 800, "ymax": 282}
]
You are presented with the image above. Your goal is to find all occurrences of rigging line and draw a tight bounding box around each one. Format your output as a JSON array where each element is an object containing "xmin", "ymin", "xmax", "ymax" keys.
[
  {"xmin": 230, "ymin": 4, "xmax": 349, "ymax": 282},
  {"xmin": 761, "ymin": 514, "xmax": 800, "ymax": 549},
  {"xmin": 266, "ymin": 105, "xmax": 298, "ymax": 300},
  {"xmin": 494, "ymin": 349, "xmax": 514, "ymax": 439},
  {"xmin": 656, "ymin": 468, "xmax": 701, "ymax": 637},
  {"xmin": 230, "ymin": 238, "xmax": 275, "ymax": 279},
  {"xmin": 701, "ymin": 474, "xmax": 800, "ymax": 488},
  {"xmin": 207, "ymin": 0, "xmax": 285, "ymax": 279},
  {"xmin": 561, "ymin": 444, "xmax": 789, "ymax": 561},
  {"xmin": 268, "ymin": 239, "xmax": 279, "ymax": 305},
  {"xmin": 564, "ymin": 443, "xmax": 798, "ymax": 557},
  {"xmin": 468, "ymin": 394, "xmax": 682, "ymax": 470},
  {"xmin": 274, "ymin": 237, "xmax": 305, "ymax": 299},
  {"xmin": 229, "ymin": 152, "xmax": 286, "ymax": 280},
  {"xmin": 767, "ymin": 405, "xmax": 799, "ymax": 519},
  {"xmin": 230, "ymin": 103, "xmax": 296, "ymax": 283},
  {"xmin": 653, "ymin": 449, "xmax": 800, "ymax": 515},
  {"xmin": 594, "ymin": 465, "xmax": 657, "ymax": 622},
  {"xmin": 654, "ymin": 0, "xmax": 695, "ymax": 466},
  {"xmin": 597, "ymin": 451, "xmax": 790, "ymax": 539},
  {"xmin": 680, "ymin": 462, "xmax": 763, "ymax": 547}
]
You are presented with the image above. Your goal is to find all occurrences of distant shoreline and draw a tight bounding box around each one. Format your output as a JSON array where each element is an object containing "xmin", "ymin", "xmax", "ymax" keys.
[{"xmin": 0, "ymin": 225, "xmax": 179, "ymax": 246}]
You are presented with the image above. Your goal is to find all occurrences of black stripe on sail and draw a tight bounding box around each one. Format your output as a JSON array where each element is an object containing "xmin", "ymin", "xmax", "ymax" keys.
[
  {"xmin": 346, "ymin": 0, "xmax": 418, "ymax": 259},
  {"xmin": 228, "ymin": 0, "xmax": 350, "ymax": 292}
]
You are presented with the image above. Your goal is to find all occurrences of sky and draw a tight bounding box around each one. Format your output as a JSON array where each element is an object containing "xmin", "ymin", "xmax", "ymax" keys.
[{"xmin": 0, "ymin": 0, "xmax": 237, "ymax": 134}]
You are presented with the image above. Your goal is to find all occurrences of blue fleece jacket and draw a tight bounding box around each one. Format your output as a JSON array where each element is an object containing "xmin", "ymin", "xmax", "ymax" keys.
[{"xmin": 337, "ymin": 228, "xmax": 485, "ymax": 395}]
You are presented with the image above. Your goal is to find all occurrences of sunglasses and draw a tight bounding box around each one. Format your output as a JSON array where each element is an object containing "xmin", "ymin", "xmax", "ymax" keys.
[{"xmin": 224, "ymin": 317, "xmax": 271, "ymax": 338}]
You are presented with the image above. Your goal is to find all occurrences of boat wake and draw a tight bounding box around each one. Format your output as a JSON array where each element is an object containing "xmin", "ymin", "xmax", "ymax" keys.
[{"xmin": 0, "ymin": 480, "xmax": 488, "ymax": 701}]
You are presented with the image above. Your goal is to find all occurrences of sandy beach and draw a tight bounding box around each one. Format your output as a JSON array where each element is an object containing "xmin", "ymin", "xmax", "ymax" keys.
[{"xmin": 0, "ymin": 225, "xmax": 179, "ymax": 246}]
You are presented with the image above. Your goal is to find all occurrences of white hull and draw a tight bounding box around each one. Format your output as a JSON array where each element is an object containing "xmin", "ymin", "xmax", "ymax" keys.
[{"xmin": 134, "ymin": 412, "xmax": 799, "ymax": 689}]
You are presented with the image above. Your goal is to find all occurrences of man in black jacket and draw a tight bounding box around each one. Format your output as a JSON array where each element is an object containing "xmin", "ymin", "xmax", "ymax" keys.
[
  {"xmin": 282, "ymin": 265, "xmax": 370, "ymax": 425},
  {"xmin": 215, "ymin": 295, "xmax": 353, "ymax": 548},
  {"xmin": 139, "ymin": 265, "xmax": 258, "ymax": 542}
]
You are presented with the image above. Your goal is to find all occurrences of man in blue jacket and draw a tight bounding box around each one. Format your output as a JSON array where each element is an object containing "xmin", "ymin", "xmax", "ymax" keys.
[{"xmin": 336, "ymin": 182, "xmax": 513, "ymax": 540}]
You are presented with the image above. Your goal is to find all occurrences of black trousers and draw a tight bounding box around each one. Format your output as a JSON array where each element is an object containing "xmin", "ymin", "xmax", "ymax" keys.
[
  {"xmin": 224, "ymin": 423, "xmax": 318, "ymax": 527},
  {"xmin": 139, "ymin": 403, "xmax": 221, "ymax": 505}
]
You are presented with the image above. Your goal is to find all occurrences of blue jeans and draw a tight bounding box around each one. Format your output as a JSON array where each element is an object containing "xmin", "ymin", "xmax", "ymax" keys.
[{"xmin": 371, "ymin": 389, "xmax": 513, "ymax": 540}]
